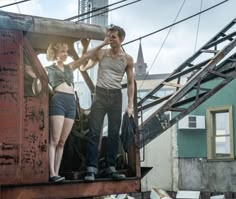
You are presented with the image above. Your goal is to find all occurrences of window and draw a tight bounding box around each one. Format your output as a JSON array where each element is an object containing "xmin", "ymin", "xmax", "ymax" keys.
[{"xmin": 206, "ymin": 106, "xmax": 234, "ymax": 160}]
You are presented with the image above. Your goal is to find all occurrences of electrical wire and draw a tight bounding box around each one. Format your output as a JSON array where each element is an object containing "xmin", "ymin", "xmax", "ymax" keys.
[
  {"xmin": 138, "ymin": 0, "xmax": 186, "ymax": 90},
  {"xmin": 194, "ymin": 0, "xmax": 204, "ymax": 53},
  {"xmin": 15, "ymin": 0, "xmax": 22, "ymax": 13},
  {"xmin": 122, "ymin": 0, "xmax": 228, "ymax": 46},
  {"xmin": 0, "ymin": 0, "xmax": 31, "ymax": 9},
  {"xmin": 65, "ymin": 0, "xmax": 131, "ymax": 21},
  {"xmin": 77, "ymin": 0, "xmax": 141, "ymax": 22}
]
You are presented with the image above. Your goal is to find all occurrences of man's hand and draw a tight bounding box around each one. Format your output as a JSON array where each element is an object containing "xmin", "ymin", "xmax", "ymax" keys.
[
  {"xmin": 125, "ymin": 106, "xmax": 133, "ymax": 117},
  {"xmin": 103, "ymin": 32, "xmax": 111, "ymax": 46}
]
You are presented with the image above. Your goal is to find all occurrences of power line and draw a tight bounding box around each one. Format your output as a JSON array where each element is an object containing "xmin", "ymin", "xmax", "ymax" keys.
[
  {"xmin": 122, "ymin": 0, "xmax": 229, "ymax": 46},
  {"xmin": 194, "ymin": 0, "xmax": 204, "ymax": 53},
  {"xmin": 138, "ymin": 0, "xmax": 186, "ymax": 90},
  {"xmin": 15, "ymin": 0, "xmax": 22, "ymax": 14},
  {"xmin": 65, "ymin": 0, "xmax": 131, "ymax": 21},
  {"xmin": 77, "ymin": 0, "xmax": 141, "ymax": 22},
  {"xmin": 0, "ymin": 0, "xmax": 31, "ymax": 9}
]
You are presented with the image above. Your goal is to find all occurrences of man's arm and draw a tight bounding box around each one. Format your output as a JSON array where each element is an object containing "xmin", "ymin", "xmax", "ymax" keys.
[{"xmin": 125, "ymin": 54, "xmax": 135, "ymax": 117}]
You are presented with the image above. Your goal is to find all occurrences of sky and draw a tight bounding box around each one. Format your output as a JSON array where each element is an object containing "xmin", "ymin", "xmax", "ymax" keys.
[{"xmin": 1, "ymin": 0, "xmax": 236, "ymax": 74}]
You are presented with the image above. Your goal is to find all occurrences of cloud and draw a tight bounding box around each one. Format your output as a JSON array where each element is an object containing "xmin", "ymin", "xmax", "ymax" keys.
[
  {"xmin": 1, "ymin": 0, "xmax": 236, "ymax": 76},
  {"xmin": 114, "ymin": 0, "xmax": 236, "ymax": 74},
  {"xmin": 0, "ymin": 0, "xmax": 43, "ymax": 16},
  {"xmin": 66, "ymin": 1, "xmax": 78, "ymax": 17}
]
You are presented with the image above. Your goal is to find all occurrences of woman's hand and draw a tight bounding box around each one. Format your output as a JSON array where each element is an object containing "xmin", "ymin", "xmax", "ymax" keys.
[
  {"xmin": 25, "ymin": 65, "xmax": 37, "ymax": 79},
  {"xmin": 81, "ymin": 38, "xmax": 90, "ymax": 52},
  {"xmin": 79, "ymin": 65, "xmax": 86, "ymax": 72}
]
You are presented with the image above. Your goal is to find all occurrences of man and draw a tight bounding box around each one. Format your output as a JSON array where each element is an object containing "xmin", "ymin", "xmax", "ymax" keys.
[{"xmin": 80, "ymin": 25, "xmax": 134, "ymax": 181}]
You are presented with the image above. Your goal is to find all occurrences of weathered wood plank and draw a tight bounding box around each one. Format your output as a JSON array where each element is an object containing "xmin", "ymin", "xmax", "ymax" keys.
[{"xmin": 0, "ymin": 10, "xmax": 106, "ymax": 40}]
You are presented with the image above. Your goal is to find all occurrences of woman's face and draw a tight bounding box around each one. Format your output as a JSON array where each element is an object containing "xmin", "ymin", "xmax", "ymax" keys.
[{"xmin": 56, "ymin": 44, "xmax": 68, "ymax": 62}]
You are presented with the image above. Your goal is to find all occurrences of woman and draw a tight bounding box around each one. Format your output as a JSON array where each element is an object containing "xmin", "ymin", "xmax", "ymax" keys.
[{"xmin": 45, "ymin": 39, "xmax": 90, "ymax": 182}]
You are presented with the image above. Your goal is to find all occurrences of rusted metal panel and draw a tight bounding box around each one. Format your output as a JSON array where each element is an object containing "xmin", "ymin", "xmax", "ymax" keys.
[
  {"xmin": 22, "ymin": 98, "xmax": 48, "ymax": 184},
  {"xmin": 0, "ymin": 29, "xmax": 23, "ymax": 184},
  {"xmin": 21, "ymin": 37, "xmax": 49, "ymax": 184},
  {"xmin": 0, "ymin": 29, "xmax": 49, "ymax": 185},
  {"xmin": 130, "ymin": 82, "xmax": 141, "ymax": 178},
  {"xmin": 1, "ymin": 179, "xmax": 140, "ymax": 198}
]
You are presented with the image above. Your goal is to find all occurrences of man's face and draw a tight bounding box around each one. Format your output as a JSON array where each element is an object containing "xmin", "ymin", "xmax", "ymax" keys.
[{"xmin": 107, "ymin": 30, "xmax": 123, "ymax": 48}]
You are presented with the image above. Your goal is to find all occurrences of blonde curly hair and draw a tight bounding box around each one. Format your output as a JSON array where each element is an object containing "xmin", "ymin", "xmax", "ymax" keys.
[{"xmin": 46, "ymin": 42, "xmax": 68, "ymax": 61}]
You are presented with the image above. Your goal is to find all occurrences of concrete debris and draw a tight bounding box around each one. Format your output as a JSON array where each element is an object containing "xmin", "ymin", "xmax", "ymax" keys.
[
  {"xmin": 176, "ymin": 190, "xmax": 200, "ymax": 199},
  {"xmin": 94, "ymin": 194, "xmax": 134, "ymax": 199},
  {"xmin": 93, "ymin": 196, "xmax": 116, "ymax": 199},
  {"xmin": 116, "ymin": 194, "xmax": 134, "ymax": 199},
  {"xmin": 150, "ymin": 188, "xmax": 172, "ymax": 199},
  {"xmin": 210, "ymin": 195, "xmax": 225, "ymax": 199}
]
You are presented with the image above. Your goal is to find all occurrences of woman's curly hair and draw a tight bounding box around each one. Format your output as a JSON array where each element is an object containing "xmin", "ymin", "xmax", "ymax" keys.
[{"xmin": 46, "ymin": 42, "xmax": 68, "ymax": 61}]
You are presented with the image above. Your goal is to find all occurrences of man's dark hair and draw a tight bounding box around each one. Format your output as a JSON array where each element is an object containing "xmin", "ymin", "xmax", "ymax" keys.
[{"xmin": 107, "ymin": 24, "xmax": 126, "ymax": 40}]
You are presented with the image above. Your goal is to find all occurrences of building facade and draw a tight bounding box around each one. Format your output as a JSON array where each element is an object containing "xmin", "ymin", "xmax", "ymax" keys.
[
  {"xmin": 176, "ymin": 78, "xmax": 236, "ymax": 192},
  {"xmin": 135, "ymin": 40, "xmax": 236, "ymax": 194}
]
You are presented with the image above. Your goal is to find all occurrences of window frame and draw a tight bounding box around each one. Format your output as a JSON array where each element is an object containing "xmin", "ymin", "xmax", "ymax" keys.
[{"xmin": 206, "ymin": 105, "xmax": 234, "ymax": 160}]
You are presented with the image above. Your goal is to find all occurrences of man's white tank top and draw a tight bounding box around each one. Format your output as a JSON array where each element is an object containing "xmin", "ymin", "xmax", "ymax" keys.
[{"xmin": 97, "ymin": 49, "xmax": 127, "ymax": 89}]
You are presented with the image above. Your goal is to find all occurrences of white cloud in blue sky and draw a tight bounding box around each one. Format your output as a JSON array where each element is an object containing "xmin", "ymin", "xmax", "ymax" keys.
[{"xmin": 1, "ymin": 0, "xmax": 236, "ymax": 74}]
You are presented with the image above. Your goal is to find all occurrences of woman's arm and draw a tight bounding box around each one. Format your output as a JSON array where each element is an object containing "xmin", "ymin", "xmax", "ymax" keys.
[
  {"xmin": 70, "ymin": 36, "xmax": 110, "ymax": 70},
  {"xmin": 25, "ymin": 65, "xmax": 43, "ymax": 96},
  {"xmin": 79, "ymin": 52, "xmax": 101, "ymax": 72},
  {"xmin": 81, "ymin": 38, "xmax": 90, "ymax": 56},
  {"xmin": 70, "ymin": 39, "xmax": 90, "ymax": 71}
]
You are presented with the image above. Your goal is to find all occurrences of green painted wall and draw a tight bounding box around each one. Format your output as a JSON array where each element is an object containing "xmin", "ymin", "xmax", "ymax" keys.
[{"xmin": 177, "ymin": 78, "xmax": 236, "ymax": 157}]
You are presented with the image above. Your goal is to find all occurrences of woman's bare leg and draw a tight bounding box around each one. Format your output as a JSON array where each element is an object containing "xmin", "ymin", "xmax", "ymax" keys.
[
  {"xmin": 54, "ymin": 118, "xmax": 74, "ymax": 175},
  {"xmin": 49, "ymin": 115, "xmax": 64, "ymax": 177}
]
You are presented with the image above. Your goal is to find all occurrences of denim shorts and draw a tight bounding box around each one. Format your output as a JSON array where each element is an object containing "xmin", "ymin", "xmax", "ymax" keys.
[{"xmin": 49, "ymin": 91, "xmax": 76, "ymax": 119}]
